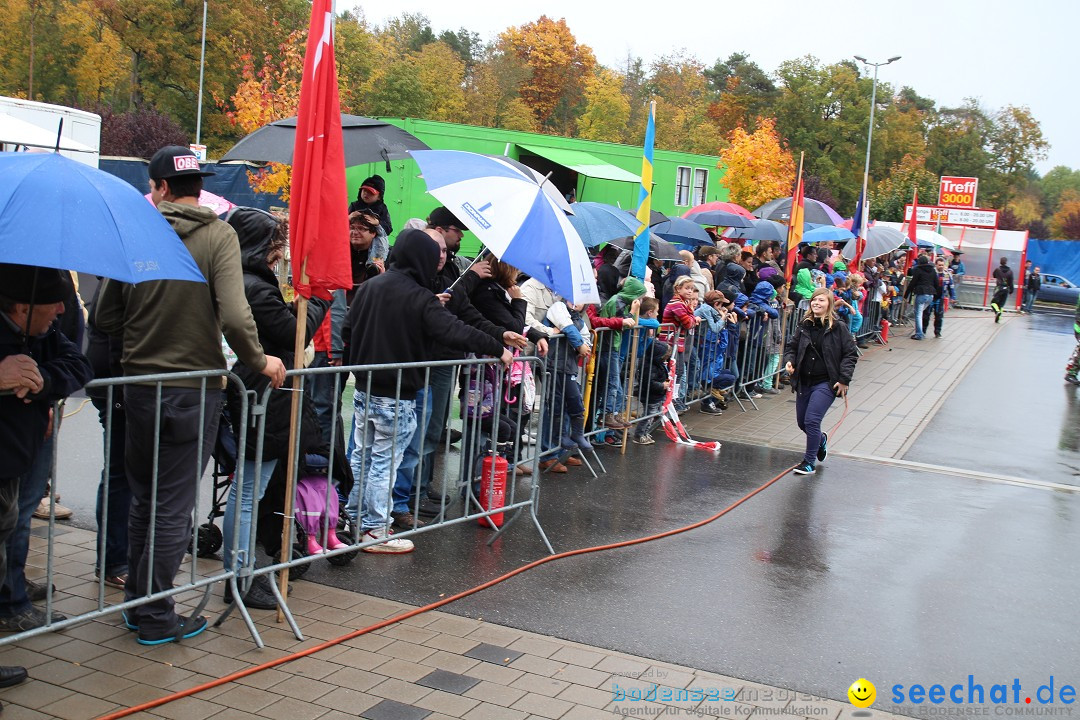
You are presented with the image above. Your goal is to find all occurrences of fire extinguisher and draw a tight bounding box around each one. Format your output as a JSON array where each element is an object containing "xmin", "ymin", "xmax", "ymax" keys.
[
  {"xmin": 478, "ymin": 455, "xmax": 507, "ymax": 527},
  {"xmin": 879, "ymin": 318, "xmax": 890, "ymax": 344}
]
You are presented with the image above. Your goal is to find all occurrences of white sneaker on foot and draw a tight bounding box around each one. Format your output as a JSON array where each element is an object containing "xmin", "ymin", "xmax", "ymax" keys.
[{"xmin": 361, "ymin": 527, "xmax": 414, "ymax": 554}]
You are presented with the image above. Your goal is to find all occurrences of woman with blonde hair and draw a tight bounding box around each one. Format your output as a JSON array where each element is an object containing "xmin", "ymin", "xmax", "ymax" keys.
[{"xmin": 782, "ymin": 288, "xmax": 859, "ymax": 475}]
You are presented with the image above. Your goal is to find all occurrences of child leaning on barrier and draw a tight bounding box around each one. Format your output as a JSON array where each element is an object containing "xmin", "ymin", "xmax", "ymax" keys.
[
  {"xmin": 696, "ymin": 290, "xmax": 737, "ymax": 413},
  {"xmin": 541, "ymin": 299, "xmax": 593, "ymax": 468},
  {"xmin": 758, "ymin": 275, "xmax": 787, "ymax": 394},
  {"xmin": 633, "ymin": 341, "xmax": 671, "ymax": 445}
]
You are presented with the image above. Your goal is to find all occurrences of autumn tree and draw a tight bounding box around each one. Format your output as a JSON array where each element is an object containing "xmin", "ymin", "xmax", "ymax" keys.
[
  {"xmin": 413, "ymin": 41, "xmax": 467, "ymax": 123},
  {"xmin": 649, "ymin": 52, "xmax": 721, "ymax": 155},
  {"xmin": 704, "ymin": 52, "xmax": 778, "ymax": 136},
  {"xmin": 464, "ymin": 46, "xmax": 535, "ymax": 131},
  {"xmin": 718, "ymin": 118, "xmax": 795, "ymax": 209},
  {"xmin": 576, "ymin": 67, "xmax": 629, "ymax": 143},
  {"xmin": 1050, "ymin": 190, "xmax": 1080, "ymax": 239},
  {"xmin": 499, "ymin": 16, "xmax": 596, "ymax": 133},
  {"xmin": 872, "ymin": 154, "xmax": 938, "ymax": 222},
  {"xmin": 1040, "ymin": 166, "xmax": 1080, "ymax": 215}
]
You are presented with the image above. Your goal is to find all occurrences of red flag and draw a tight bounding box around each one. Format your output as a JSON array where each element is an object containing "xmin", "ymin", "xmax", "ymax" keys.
[
  {"xmin": 903, "ymin": 188, "xmax": 919, "ymax": 273},
  {"xmin": 289, "ymin": 0, "xmax": 351, "ymax": 300},
  {"xmin": 784, "ymin": 153, "xmax": 805, "ymax": 283}
]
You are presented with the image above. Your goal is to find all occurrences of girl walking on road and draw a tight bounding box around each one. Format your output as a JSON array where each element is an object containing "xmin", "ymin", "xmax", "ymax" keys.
[{"xmin": 784, "ymin": 288, "xmax": 859, "ymax": 475}]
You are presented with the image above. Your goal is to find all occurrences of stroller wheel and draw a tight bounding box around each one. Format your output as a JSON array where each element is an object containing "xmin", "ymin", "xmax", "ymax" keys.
[
  {"xmin": 327, "ymin": 515, "xmax": 359, "ymax": 566},
  {"xmin": 197, "ymin": 523, "xmax": 223, "ymax": 558}
]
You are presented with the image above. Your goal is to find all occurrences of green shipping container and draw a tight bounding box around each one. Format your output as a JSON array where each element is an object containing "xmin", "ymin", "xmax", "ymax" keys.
[{"xmin": 345, "ymin": 118, "xmax": 728, "ymax": 256}]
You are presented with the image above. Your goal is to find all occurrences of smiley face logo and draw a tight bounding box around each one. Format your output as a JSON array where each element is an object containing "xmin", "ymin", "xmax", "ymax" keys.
[{"xmin": 848, "ymin": 678, "xmax": 876, "ymax": 708}]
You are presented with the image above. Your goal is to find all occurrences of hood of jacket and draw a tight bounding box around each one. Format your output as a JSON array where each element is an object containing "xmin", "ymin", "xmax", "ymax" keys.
[
  {"xmin": 794, "ymin": 268, "xmax": 815, "ymax": 296},
  {"xmin": 389, "ymin": 228, "xmax": 440, "ymax": 287},
  {"xmin": 227, "ymin": 207, "xmax": 280, "ymax": 283},
  {"xmin": 722, "ymin": 262, "xmax": 746, "ymax": 286},
  {"xmin": 158, "ymin": 200, "xmax": 220, "ymax": 239},
  {"xmin": 749, "ymin": 280, "xmax": 776, "ymax": 306}
]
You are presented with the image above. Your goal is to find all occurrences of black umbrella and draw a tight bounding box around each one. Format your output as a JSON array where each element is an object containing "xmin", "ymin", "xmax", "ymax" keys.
[
  {"xmin": 219, "ymin": 114, "xmax": 430, "ymax": 171},
  {"xmin": 753, "ymin": 197, "xmax": 845, "ymax": 226},
  {"xmin": 606, "ymin": 234, "xmax": 682, "ymax": 261}
]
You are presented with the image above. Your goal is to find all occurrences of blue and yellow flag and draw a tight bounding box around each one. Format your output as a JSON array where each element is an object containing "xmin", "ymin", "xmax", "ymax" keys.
[{"xmin": 631, "ymin": 101, "xmax": 656, "ymax": 280}]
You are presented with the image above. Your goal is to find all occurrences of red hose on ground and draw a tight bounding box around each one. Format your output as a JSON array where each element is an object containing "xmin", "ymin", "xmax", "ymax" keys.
[{"xmin": 94, "ymin": 398, "xmax": 852, "ymax": 720}]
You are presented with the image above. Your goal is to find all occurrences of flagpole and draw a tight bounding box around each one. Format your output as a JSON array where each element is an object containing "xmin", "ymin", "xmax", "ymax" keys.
[{"xmin": 277, "ymin": 263, "xmax": 309, "ymax": 623}]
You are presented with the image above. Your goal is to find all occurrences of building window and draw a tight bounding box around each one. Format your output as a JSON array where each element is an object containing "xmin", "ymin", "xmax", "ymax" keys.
[
  {"xmin": 692, "ymin": 169, "xmax": 708, "ymax": 207},
  {"xmin": 675, "ymin": 166, "xmax": 691, "ymax": 206}
]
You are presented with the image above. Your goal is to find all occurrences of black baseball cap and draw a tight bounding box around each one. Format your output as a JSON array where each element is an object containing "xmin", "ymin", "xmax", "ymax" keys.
[
  {"xmin": 148, "ymin": 145, "xmax": 216, "ymax": 180},
  {"xmin": 428, "ymin": 206, "xmax": 465, "ymax": 231}
]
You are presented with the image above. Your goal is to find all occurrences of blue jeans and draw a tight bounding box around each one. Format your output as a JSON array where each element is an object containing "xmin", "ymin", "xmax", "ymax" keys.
[
  {"xmin": 308, "ymin": 353, "xmax": 345, "ymax": 447},
  {"xmin": 392, "ymin": 387, "xmax": 432, "ymax": 513},
  {"xmin": 222, "ymin": 458, "xmax": 277, "ymax": 571},
  {"xmin": 347, "ymin": 392, "xmax": 416, "ymax": 531},
  {"xmin": 1023, "ymin": 290, "xmax": 1036, "ymax": 313},
  {"xmin": 600, "ymin": 351, "xmax": 624, "ymax": 415},
  {"xmin": 0, "ymin": 436, "xmax": 52, "ymax": 617},
  {"xmin": 795, "ymin": 381, "xmax": 835, "ymax": 465},
  {"xmin": 913, "ymin": 294, "xmax": 933, "ymax": 338}
]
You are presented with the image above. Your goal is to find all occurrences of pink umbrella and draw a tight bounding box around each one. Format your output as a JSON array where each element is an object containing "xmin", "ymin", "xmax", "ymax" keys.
[
  {"xmin": 682, "ymin": 200, "xmax": 755, "ymax": 219},
  {"xmin": 143, "ymin": 189, "xmax": 236, "ymax": 216}
]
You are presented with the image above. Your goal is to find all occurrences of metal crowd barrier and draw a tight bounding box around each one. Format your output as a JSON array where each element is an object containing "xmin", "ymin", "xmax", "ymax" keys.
[
  {"xmin": 0, "ymin": 369, "xmax": 250, "ymax": 648},
  {"xmin": 4, "ymin": 356, "xmax": 552, "ymax": 650}
]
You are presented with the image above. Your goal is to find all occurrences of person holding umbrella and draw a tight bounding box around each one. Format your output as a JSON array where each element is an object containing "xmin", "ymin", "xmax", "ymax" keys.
[
  {"xmin": 94, "ymin": 146, "xmax": 286, "ymax": 645},
  {"xmin": 0, "ymin": 263, "xmax": 92, "ymax": 686}
]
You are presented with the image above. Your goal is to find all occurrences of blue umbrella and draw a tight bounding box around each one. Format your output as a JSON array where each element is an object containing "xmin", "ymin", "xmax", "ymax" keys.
[
  {"xmin": 684, "ymin": 209, "xmax": 754, "ymax": 228},
  {"xmin": 566, "ymin": 201, "xmax": 640, "ymax": 248},
  {"xmin": 651, "ymin": 217, "xmax": 714, "ymax": 247},
  {"xmin": 412, "ymin": 150, "xmax": 598, "ymax": 303},
  {"xmin": 803, "ymin": 225, "xmax": 855, "ymax": 244},
  {"xmin": 0, "ymin": 152, "xmax": 204, "ymax": 283},
  {"xmin": 724, "ymin": 218, "xmax": 788, "ymax": 242}
]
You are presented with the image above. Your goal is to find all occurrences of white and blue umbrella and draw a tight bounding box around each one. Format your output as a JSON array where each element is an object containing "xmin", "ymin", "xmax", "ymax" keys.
[
  {"xmin": 412, "ymin": 150, "xmax": 598, "ymax": 304},
  {"xmin": 0, "ymin": 152, "xmax": 204, "ymax": 283}
]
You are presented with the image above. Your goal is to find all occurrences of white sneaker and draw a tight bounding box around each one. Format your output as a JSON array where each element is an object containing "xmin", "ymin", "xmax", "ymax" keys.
[{"xmin": 361, "ymin": 527, "xmax": 414, "ymax": 554}]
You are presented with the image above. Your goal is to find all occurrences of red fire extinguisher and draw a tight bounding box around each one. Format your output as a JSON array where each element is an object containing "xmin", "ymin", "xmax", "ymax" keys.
[
  {"xmin": 478, "ymin": 455, "xmax": 507, "ymax": 527},
  {"xmin": 880, "ymin": 318, "xmax": 890, "ymax": 344}
]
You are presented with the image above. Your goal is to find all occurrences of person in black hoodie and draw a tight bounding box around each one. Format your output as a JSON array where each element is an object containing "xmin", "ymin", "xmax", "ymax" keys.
[
  {"xmin": 347, "ymin": 174, "xmax": 392, "ymax": 237},
  {"xmin": 344, "ymin": 229, "xmax": 513, "ymax": 553},
  {"xmin": 783, "ymin": 288, "xmax": 858, "ymax": 476},
  {"xmin": 222, "ymin": 207, "xmax": 330, "ymax": 608},
  {"xmin": 632, "ymin": 341, "xmax": 670, "ymax": 445},
  {"xmin": 904, "ymin": 254, "xmax": 940, "ymax": 340},
  {"xmin": 990, "ymin": 256, "xmax": 1015, "ymax": 323}
]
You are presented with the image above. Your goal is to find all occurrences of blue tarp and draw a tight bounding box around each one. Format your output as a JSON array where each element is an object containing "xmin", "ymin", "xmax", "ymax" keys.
[
  {"xmin": 1025, "ymin": 240, "xmax": 1080, "ymax": 283},
  {"xmin": 99, "ymin": 158, "xmax": 285, "ymax": 212}
]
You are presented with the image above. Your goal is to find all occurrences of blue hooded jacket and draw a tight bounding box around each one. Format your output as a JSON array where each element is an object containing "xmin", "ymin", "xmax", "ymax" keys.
[{"xmin": 748, "ymin": 281, "xmax": 779, "ymax": 319}]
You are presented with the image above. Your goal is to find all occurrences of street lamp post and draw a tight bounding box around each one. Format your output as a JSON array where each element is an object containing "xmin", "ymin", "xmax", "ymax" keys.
[
  {"xmin": 854, "ymin": 55, "xmax": 900, "ymax": 257},
  {"xmin": 195, "ymin": 0, "xmax": 208, "ymax": 148}
]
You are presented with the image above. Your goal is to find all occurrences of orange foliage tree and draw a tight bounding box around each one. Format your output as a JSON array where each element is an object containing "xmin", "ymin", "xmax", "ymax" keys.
[
  {"xmin": 718, "ymin": 118, "xmax": 795, "ymax": 208},
  {"xmin": 222, "ymin": 28, "xmax": 305, "ymax": 201},
  {"xmin": 499, "ymin": 16, "xmax": 595, "ymax": 133}
]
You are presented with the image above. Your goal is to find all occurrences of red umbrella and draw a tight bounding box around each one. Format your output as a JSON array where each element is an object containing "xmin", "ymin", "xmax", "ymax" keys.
[{"xmin": 682, "ymin": 200, "xmax": 755, "ymax": 219}]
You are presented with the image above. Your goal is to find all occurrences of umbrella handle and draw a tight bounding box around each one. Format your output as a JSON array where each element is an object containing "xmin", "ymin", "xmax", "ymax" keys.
[{"xmin": 444, "ymin": 248, "xmax": 490, "ymax": 293}]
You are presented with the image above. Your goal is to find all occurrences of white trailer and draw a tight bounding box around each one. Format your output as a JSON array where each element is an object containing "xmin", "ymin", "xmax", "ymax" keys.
[{"xmin": 0, "ymin": 96, "xmax": 101, "ymax": 167}]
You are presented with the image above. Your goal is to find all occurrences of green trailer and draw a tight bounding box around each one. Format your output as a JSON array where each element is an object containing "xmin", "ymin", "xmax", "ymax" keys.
[{"xmin": 345, "ymin": 117, "xmax": 728, "ymax": 255}]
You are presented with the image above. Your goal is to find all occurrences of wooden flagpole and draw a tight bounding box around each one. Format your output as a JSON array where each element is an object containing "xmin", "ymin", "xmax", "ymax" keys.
[{"xmin": 276, "ymin": 262, "xmax": 308, "ymax": 623}]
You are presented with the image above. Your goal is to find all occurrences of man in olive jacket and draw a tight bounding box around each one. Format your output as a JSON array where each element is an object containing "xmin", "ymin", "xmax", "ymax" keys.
[{"xmin": 94, "ymin": 146, "xmax": 286, "ymax": 645}]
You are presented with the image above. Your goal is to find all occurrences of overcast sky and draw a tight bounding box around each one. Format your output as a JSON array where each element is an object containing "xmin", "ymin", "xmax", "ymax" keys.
[{"xmin": 351, "ymin": 0, "xmax": 1076, "ymax": 176}]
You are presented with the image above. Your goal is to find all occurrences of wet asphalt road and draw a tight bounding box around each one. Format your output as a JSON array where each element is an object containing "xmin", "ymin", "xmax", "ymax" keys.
[
  {"xmin": 46, "ymin": 304, "xmax": 1080, "ymax": 703},
  {"xmin": 904, "ymin": 308, "xmax": 1080, "ymax": 485}
]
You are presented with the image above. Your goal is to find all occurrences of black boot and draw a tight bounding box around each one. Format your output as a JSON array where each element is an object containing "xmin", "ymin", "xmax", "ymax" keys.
[{"xmin": 224, "ymin": 574, "xmax": 279, "ymax": 610}]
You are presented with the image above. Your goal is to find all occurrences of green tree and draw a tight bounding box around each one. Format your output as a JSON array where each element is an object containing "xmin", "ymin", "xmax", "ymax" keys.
[
  {"xmin": 463, "ymin": 46, "xmax": 533, "ymax": 130},
  {"xmin": 367, "ymin": 61, "xmax": 430, "ymax": 118},
  {"xmin": 987, "ymin": 105, "xmax": 1049, "ymax": 205},
  {"xmin": 413, "ymin": 41, "xmax": 467, "ymax": 122},
  {"xmin": 1040, "ymin": 166, "xmax": 1080, "ymax": 214},
  {"xmin": 703, "ymin": 52, "xmax": 778, "ymax": 135},
  {"xmin": 648, "ymin": 51, "xmax": 720, "ymax": 154},
  {"xmin": 872, "ymin": 154, "xmax": 938, "ymax": 222}
]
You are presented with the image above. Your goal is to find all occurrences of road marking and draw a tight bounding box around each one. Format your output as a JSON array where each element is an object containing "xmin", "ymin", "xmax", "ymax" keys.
[{"xmin": 837, "ymin": 452, "xmax": 1080, "ymax": 493}]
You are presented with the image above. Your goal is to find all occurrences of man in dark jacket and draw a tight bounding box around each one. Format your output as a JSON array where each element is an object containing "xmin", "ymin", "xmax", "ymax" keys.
[
  {"xmin": 0, "ymin": 264, "xmax": 91, "ymax": 649},
  {"xmin": 1023, "ymin": 265, "xmax": 1041, "ymax": 314},
  {"xmin": 344, "ymin": 229, "xmax": 513, "ymax": 553},
  {"xmin": 904, "ymin": 255, "xmax": 940, "ymax": 340},
  {"xmin": 347, "ymin": 174, "xmax": 392, "ymax": 237},
  {"xmin": 990, "ymin": 257, "xmax": 1015, "ymax": 323}
]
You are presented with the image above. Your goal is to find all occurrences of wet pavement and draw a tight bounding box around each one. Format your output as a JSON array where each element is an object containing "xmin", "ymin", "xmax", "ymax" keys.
[
  {"xmin": 304, "ymin": 437, "xmax": 1080, "ymax": 704},
  {"xmin": 903, "ymin": 308, "xmax": 1080, "ymax": 485}
]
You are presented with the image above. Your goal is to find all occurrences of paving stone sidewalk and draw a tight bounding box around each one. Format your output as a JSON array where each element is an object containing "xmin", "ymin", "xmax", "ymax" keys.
[
  {"xmin": 0, "ymin": 524, "xmax": 919, "ymax": 720},
  {"xmin": 686, "ymin": 309, "xmax": 1006, "ymax": 459}
]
